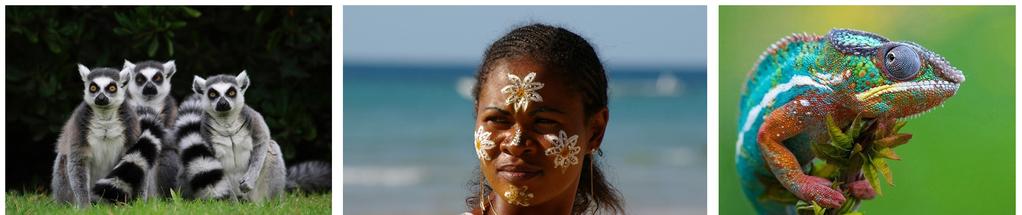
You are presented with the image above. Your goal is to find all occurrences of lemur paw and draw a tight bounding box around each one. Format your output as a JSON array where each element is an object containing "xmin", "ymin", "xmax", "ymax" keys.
[
  {"xmin": 240, "ymin": 178, "xmax": 254, "ymax": 193},
  {"xmin": 849, "ymin": 180, "xmax": 876, "ymax": 200},
  {"xmin": 792, "ymin": 175, "xmax": 846, "ymax": 208}
]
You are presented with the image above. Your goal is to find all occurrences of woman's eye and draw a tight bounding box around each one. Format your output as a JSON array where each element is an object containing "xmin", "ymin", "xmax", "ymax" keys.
[
  {"xmin": 535, "ymin": 118, "xmax": 558, "ymax": 125},
  {"xmin": 485, "ymin": 117, "xmax": 512, "ymax": 127}
]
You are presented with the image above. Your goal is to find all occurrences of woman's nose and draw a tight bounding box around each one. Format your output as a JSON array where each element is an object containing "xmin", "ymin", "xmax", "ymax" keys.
[{"xmin": 502, "ymin": 126, "xmax": 536, "ymax": 157}]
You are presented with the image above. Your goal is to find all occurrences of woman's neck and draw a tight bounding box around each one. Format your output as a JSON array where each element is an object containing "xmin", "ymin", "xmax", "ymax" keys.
[{"xmin": 489, "ymin": 184, "xmax": 579, "ymax": 215}]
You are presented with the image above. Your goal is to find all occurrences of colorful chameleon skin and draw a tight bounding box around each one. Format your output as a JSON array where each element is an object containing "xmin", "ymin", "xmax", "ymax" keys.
[{"xmin": 736, "ymin": 29, "xmax": 964, "ymax": 214}]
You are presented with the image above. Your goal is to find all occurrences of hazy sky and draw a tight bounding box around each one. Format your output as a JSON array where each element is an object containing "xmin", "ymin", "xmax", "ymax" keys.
[{"xmin": 343, "ymin": 6, "xmax": 706, "ymax": 68}]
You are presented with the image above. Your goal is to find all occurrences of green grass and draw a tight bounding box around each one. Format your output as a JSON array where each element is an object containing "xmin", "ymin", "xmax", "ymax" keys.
[
  {"xmin": 6, "ymin": 191, "xmax": 331, "ymax": 214},
  {"xmin": 719, "ymin": 6, "xmax": 1015, "ymax": 215}
]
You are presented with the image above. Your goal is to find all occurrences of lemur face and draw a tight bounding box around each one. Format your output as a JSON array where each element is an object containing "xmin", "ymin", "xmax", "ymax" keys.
[
  {"xmin": 78, "ymin": 64, "xmax": 129, "ymax": 108},
  {"xmin": 124, "ymin": 60, "xmax": 176, "ymax": 101},
  {"xmin": 192, "ymin": 71, "xmax": 250, "ymax": 116}
]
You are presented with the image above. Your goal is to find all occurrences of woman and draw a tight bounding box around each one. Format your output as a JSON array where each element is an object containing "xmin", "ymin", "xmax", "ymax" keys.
[{"xmin": 465, "ymin": 23, "xmax": 625, "ymax": 215}]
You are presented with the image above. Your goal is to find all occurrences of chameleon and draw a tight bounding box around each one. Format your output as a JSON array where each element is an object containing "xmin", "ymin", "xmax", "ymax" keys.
[{"xmin": 735, "ymin": 29, "xmax": 964, "ymax": 214}]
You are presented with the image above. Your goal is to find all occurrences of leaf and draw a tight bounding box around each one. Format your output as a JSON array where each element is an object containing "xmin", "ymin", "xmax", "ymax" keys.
[
  {"xmin": 892, "ymin": 120, "xmax": 908, "ymax": 133},
  {"xmin": 873, "ymin": 134, "xmax": 912, "ymax": 148},
  {"xmin": 813, "ymin": 202, "xmax": 825, "ymax": 215},
  {"xmin": 181, "ymin": 7, "xmax": 202, "ymax": 18},
  {"xmin": 165, "ymin": 35, "xmax": 174, "ymax": 56},
  {"xmin": 170, "ymin": 21, "xmax": 187, "ymax": 28},
  {"xmin": 147, "ymin": 36, "xmax": 159, "ymax": 57},
  {"xmin": 872, "ymin": 157, "xmax": 894, "ymax": 185},
  {"xmin": 846, "ymin": 114, "xmax": 864, "ymax": 137},
  {"xmin": 875, "ymin": 147, "xmax": 901, "ymax": 160},
  {"xmin": 844, "ymin": 211, "xmax": 864, "ymax": 215},
  {"xmin": 826, "ymin": 115, "xmax": 852, "ymax": 148},
  {"xmin": 863, "ymin": 157, "xmax": 883, "ymax": 195},
  {"xmin": 811, "ymin": 161, "xmax": 840, "ymax": 179}
]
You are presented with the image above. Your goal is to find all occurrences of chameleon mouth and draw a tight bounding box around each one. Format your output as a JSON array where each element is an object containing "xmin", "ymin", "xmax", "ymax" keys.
[{"xmin": 854, "ymin": 80, "xmax": 960, "ymax": 101}]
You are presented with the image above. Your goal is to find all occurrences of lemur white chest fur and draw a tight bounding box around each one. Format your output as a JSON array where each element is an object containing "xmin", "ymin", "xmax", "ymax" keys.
[
  {"xmin": 86, "ymin": 109, "xmax": 126, "ymax": 185},
  {"xmin": 208, "ymin": 115, "xmax": 253, "ymax": 180},
  {"xmin": 129, "ymin": 98, "xmax": 164, "ymax": 115}
]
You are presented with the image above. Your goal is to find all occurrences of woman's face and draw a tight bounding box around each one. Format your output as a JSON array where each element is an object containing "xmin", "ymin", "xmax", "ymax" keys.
[{"xmin": 474, "ymin": 57, "xmax": 603, "ymax": 208}]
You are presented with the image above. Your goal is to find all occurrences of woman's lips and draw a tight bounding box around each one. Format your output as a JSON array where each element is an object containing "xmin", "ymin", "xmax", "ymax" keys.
[{"xmin": 497, "ymin": 164, "xmax": 542, "ymax": 183}]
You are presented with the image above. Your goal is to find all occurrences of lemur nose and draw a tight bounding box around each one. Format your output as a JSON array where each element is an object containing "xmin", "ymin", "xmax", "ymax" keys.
[
  {"xmin": 142, "ymin": 84, "xmax": 157, "ymax": 96},
  {"xmin": 215, "ymin": 99, "xmax": 231, "ymax": 112},
  {"xmin": 95, "ymin": 94, "xmax": 110, "ymax": 106}
]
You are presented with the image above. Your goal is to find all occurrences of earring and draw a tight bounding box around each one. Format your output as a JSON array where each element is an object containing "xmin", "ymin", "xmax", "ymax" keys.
[
  {"xmin": 479, "ymin": 172, "xmax": 487, "ymax": 212},
  {"xmin": 589, "ymin": 153, "xmax": 595, "ymax": 198}
]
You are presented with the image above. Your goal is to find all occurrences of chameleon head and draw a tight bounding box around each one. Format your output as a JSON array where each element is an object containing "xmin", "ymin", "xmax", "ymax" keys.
[{"xmin": 828, "ymin": 29, "xmax": 964, "ymax": 119}]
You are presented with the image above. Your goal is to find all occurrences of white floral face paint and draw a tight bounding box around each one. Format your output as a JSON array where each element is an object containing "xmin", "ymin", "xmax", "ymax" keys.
[
  {"xmin": 474, "ymin": 126, "xmax": 495, "ymax": 161},
  {"xmin": 503, "ymin": 184, "xmax": 534, "ymax": 206},
  {"xmin": 544, "ymin": 130, "xmax": 581, "ymax": 173},
  {"xmin": 509, "ymin": 128, "xmax": 522, "ymax": 146},
  {"xmin": 500, "ymin": 72, "xmax": 544, "ymax": 112}
]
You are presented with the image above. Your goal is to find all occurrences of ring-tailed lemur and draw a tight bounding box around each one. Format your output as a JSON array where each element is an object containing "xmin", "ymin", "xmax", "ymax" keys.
[
  {"xmin": 123, "ymin": 59, "xmax": 180, "ymax": 197},
  {"xmin": 51, "ymin": 64, "xmax": 139, "ymax": 208},
  {"xmin": 178, "ymin": 71, "xmax": 287, "ymax": 202},
  {"xmin": 91, "ymin": 106, "xmax": 165, "ymax": 203}
]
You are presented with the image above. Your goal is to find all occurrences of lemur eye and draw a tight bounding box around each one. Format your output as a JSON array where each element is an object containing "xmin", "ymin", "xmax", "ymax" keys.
[
  {"xmin": 136, "ymin": 75, "xmax": 145, "ymax": 84},
  {"xmin": 89, "ymin": 83, "xmax": 99, "ymax": 93},
  {"xmin": 227, "ymin": 88, "xmax": 236, "ymax": 97},
  {"xmin": 153, "ymin": 74, "xmax": 162, "ymax": 82},
  {"xmin": 882, "ymin": 45, "xmax": 922, "ymax": 81},
  {"xmin": 208, "ymin": 90, "xmax": 218, "ymax": 99},
  {"xmin": 107, "ymin": 84, "xmax": 117, "ymax": 93}
]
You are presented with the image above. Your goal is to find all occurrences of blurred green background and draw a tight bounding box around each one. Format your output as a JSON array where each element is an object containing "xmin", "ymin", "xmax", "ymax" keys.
[
  {"xmin": 6, "ymin": 6, "xmax": 331, "ymax": 192},
  {"xmin": 719, "ymin": 6, "xmax": 1014, "ymax": 214}
]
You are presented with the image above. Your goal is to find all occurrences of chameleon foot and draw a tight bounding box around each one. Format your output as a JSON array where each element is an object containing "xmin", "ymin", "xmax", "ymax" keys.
[{"xmin": 792, "ymin": 175, "xmax": 846, "ymax": 208}]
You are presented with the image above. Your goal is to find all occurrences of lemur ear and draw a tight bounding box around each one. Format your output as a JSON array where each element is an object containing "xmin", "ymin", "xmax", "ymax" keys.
[
  {"xmin": 77, "ymin": 64, "xmax": 91, "ymax": 82},
  {"xmin": 192, "ymin": 76, "xmax": 207, "ymax": 95},
  {"xmin": 236, "ymin": 70, "xmax": 250, "ymax": 92},
  {"xmin": 827, "ymin": 29, "xmax": 890, "ymax": 55},
  {"xmin": 163, "ymin": 60, "xmax": 177, "ymax": 79},
  {"xmin": 119, "ymin": 68, "xmax": 131, "ymax": 86},
  {"xmin": 123, "ymin": 59, "xmax": 136, "ymax": 72}
]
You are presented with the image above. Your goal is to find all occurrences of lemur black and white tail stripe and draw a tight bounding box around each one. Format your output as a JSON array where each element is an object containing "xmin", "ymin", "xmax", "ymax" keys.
[
  {"xmin": 123, "ymin": 59, "xmax": 181, "ymax": 197},
  {"xmin": 91, "ymin": 106, "xmax": 164, "ymax": 203},
  {"xmin": 176, "ymin": 95, "xmax": 232, "ymax": 199},
  {"xmin": 286, "ymin": 161, "xmax": 332, "ymax": 193}
]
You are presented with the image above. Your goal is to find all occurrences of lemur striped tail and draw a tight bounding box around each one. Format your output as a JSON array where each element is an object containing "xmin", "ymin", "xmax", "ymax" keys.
[
  {"xmin": 286, "ymin": 161, "xmax": 332, "ymax": 193},
  {"xmin": 92, "ymin": 106, "xmax": 163, "ymax": 203},
  {"xmin": 176, "ymin": 95, "xmax": 231, "ymax": 199}
]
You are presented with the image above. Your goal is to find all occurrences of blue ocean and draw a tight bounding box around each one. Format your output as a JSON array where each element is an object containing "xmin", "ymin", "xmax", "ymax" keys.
[{"xmin": 343, "ymin": 63, "xmax": 707, "ymax": 214}]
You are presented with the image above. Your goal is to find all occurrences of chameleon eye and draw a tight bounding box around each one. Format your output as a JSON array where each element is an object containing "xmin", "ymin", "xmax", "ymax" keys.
[
  {"xmin": 208, "ymin": 90, "xmax": 218, "ymax": 99},
  {"xmin": 107, "ymin": 84, "xmax": 117, "ymax": 93},
  {"xmin": 89, "ymin": 84, "xmax": 99, "ymax": 93},
  {"xmin": 882, "ymin": 45, "xmax": 922, "ymax": 81}
]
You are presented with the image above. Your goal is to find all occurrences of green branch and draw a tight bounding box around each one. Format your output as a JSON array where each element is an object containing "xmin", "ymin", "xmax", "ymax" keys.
[{"xmin": 797, "ymin": 114, "xmax": 911, "ymax": 215}]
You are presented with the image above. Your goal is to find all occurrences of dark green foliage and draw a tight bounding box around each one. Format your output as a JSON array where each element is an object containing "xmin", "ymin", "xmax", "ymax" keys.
[{"xmin": 5, "ymin": 6, "xmax": 331, "ymax": 191}]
